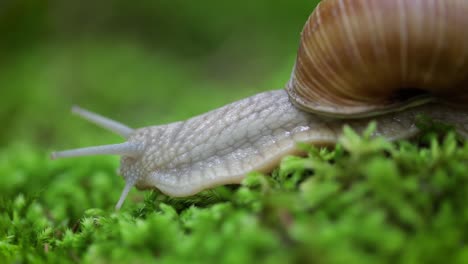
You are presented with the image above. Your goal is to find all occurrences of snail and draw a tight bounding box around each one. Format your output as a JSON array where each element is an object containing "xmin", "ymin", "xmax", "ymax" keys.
[{"xmin": 51, "ymin": 0, "xmax": 468, "ymax": 210}]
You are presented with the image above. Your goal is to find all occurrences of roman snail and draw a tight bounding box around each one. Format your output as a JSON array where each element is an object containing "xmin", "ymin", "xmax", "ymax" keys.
[{"xmin": 51, "ymin": 0, "xmax": 468, "ymax": 210}]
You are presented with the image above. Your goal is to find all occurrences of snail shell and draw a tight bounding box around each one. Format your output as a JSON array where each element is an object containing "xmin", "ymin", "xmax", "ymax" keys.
[
  {"xmin": 288, "ymin": 0, "xmax": 468, "ymax": 117},
  {"xmin": 51, "ymin": 0, "xmax": 468, "ymax": 209}
]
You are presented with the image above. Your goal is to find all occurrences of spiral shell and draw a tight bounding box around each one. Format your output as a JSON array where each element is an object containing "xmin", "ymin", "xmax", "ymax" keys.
[{"xmin": 287, "ymin": 0, "xmax": 468, "ymax": 117}]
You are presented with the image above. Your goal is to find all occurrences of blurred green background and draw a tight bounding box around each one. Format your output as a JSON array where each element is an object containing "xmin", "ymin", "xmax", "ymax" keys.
[{"xmin": 0, "ymin": 0, "xmax": 319, "ymax": 150}]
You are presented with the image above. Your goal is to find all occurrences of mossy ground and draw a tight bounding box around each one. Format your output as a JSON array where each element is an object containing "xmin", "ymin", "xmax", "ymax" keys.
[{"xmin": 1, "ymin": 120, "xmax": 468, "ymax": 264}]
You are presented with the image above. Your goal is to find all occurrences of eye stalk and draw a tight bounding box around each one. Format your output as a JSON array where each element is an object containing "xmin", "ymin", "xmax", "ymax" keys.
[
  {"xmin": 50, "ymin": 142, "xmax": 141, "ymax": 159},
  {"xmin": 71, "ymin": 106, "xmax": 134, "ymax": 138},
  {"xmin": 50, "ymin": 106, "xmax": 142, "ymax": 210}
]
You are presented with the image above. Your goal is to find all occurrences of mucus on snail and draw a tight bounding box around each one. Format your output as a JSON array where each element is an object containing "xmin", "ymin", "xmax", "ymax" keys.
[{"xmin": 51, "ymin": 0, "xmax": 468, "ymax": 210}]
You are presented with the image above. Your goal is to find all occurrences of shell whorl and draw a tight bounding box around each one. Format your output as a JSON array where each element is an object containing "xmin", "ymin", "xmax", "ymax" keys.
[{"xmin": 287, "ymin": 0, "xmax": 468, "ymax": 117}]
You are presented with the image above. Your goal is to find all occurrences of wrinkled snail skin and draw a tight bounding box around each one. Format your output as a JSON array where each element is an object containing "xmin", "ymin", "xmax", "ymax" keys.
[
  {"xmin": 51, "ymin": 90, "xmax": 468, "ymax": 209},
  {"xmin": 51, "ymin": 0, "xmax": 468, "ymax": 209}
]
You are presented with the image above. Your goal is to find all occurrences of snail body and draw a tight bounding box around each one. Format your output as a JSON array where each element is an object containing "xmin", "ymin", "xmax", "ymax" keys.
[{"xmin": 52, "ymin": 0, "xmax": 468, "ymax": 209}]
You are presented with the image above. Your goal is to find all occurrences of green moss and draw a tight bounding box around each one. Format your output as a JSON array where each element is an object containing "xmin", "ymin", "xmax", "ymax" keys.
[{"xmin": 1, "ymin": 123, "xmax": 467, "ymax": 263}]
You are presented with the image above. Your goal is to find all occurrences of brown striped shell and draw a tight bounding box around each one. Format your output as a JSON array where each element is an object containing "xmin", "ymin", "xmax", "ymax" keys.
[{"xmin": 286, "ymin": 0, "xmax": 468, "ymax": 118}]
